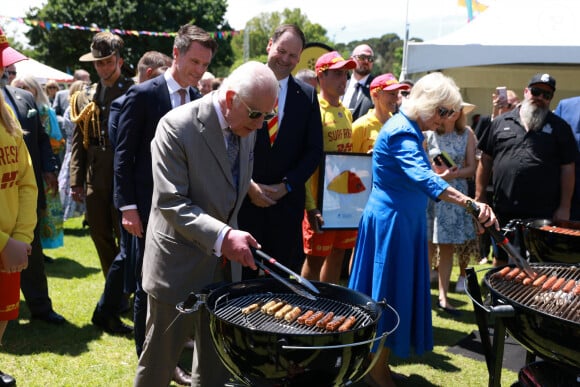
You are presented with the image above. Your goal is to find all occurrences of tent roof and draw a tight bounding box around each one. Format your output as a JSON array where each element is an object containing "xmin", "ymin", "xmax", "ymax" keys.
[
  {"xmin": 14, "ymin": 58, "xmax": 74, "ymax": 84},
  {"xmin": 406, "ymin": 0, "xmax": 580, "ymax": 74}
]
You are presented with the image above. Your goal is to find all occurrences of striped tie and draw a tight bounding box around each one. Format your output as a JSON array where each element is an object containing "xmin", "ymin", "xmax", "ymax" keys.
[{"xmin": 267, "ymin": 99, "xmax": 279, "ymax": 146}]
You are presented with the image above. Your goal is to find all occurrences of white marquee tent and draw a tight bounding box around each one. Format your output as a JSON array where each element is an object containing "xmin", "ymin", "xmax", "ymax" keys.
[
  {"xmin": 14, "ymin": 58, "xmax": 74, "ymax": 84},
  {"xmin": 405, "ymin": 0, "xmax": 580, "ymax": 116}
]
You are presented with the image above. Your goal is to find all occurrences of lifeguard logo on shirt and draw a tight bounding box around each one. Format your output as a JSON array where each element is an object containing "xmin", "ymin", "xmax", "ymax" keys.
[
  {"xmin": 327, "ymin": 170, "xmax": 366, "ymax": 194},
  {"xmin": 1, "ymin": 171, "xmax": 17, "ymax": 189}
]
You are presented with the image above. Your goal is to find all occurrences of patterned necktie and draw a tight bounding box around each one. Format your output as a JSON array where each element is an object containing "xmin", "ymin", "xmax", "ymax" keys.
[
  {"xmin": 267, "ymin": 98, "xmax": 279, "ymax": 146},
  {"xmin": 178, "ymin": 88, "xmax": 187, "ymax": 106},
  {"xmin": 349, "ymin": 82, "xmax": 361, "ymax": 109},
  {"xmin": 226, "ymin": 128, "xmax": 240, "ymax": 188}
]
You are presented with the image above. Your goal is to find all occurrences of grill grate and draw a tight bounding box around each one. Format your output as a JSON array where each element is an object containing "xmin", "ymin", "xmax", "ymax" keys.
[
  {"xmin": 212, "ymin": 292, "xmax": 375, "ymax": 334},
  {"xmin": 488, "ymin": 265, "xmax": 580, "ymax": 324}
]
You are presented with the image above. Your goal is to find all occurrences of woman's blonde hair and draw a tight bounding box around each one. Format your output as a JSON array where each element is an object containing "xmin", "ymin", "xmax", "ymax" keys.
[
  {"xmin": 401, "ymin": 72, "xmax": 462, "ymax": 122},
  {"xmin": 11, "ymin": 75, "xmax": 50, "ymax": 107}
]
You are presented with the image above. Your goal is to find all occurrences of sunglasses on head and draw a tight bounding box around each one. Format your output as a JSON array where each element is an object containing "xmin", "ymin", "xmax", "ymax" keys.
[
  {"xmin": 529, "ymin": 86, "xmax": 553, "ymax": 100},
  {"xmin": 238, "ymin": 95, "xmax": 275, "ymax": 120},
  {"xmin": 353, "ymin": 54, "xmax": 374, "ymax": 63},
  {"xmin": 436, "ymin": 106, "xmax": 455, "ymax": 118}
]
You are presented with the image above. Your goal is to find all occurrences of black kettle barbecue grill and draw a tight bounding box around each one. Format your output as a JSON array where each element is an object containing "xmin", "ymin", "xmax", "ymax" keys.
[
  {"xmin": 465, "ymin": 218, "xmax": 580, "ymax": 387},
  {"xmin": 178, "ymin": 274, "xmax": 399, "ymax": 386}
]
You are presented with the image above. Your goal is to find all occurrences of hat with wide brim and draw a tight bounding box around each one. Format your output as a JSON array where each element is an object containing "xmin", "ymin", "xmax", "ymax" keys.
[
  {"xmin": 79, "ymin": 32, "xmax": 123, "ymax": 62},
  {"xmin": 315, "ymin": 51, "xmax": 356, "ymax": 75},
  {"xmin": 461, "ymin": 102, "xmax": 476, "ymax": 115},
  {"xmin": 0, "ymin": 29, "xmax": 28, "ymax": 67}
]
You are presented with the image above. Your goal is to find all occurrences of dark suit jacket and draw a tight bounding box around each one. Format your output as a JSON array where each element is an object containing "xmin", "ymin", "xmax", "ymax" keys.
[
  {"xmin": 3, "ymin": 85, "xmax": 58, "ymax": 210},
  {"xmin": 113, "ymin": 74, "xmax": 199, "ymax": 223},
  {"xmin": 350, "ymin": 74, "xmax": 375, "ymax": 122},
  {"xmin": 238, "ymin": 76, "xmax": 323, "ymax": 270}
]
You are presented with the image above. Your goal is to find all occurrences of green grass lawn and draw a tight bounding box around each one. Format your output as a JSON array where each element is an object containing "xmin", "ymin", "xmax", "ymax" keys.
[{"xmin": 0, "ymin": 217, "xmax": 519, "ymax": 386}]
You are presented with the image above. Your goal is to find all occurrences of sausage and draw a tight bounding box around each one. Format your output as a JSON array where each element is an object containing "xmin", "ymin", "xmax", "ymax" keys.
[
  {"xmin": 532, "ymin": 274, "xmax": 548, "ymax": 287},
  {"xmin": 284, "ymin": 306, "xmax": 302, "ymax": 323},
  {"xmin": 338, "ymin": 316, "xmax": 357, "ymax": 332},
  {"xmin": 304, "ymin": 311, "xmax": 325, "ymax": 327},
  {"xmin": 261, "ymin": 299, "xmax": 279, "ymax": 314},
  {"xmin": 296, "ymin": 310, "xmax": 314, "ymax": 325},
  {"xmin": 541, "ymin": 276, "xmax": 558, "ymax": 291},
  {"xmin": 514, "ymin": 271, "xmax": 528, "ymax": 283},
  {"xmin": 522, "ymin": 277, "xmax": 533, "ymax": 286},
  {"xmin": 573, "ymin": 284, "xmax": 580, "ymax": 296},
  {"xmin": 325, "ymin": 316, "xmax": 346, "ymax": 332},
  {"xmin": 550, "ymin": 277, "xmax": 566, "ymax": 292},
  {"xmin": 495, "ymin": 266, "xmax": 511, "ymax": 278},
  {"xmin": 274, "ymin": 304, "xmax": 293, "ymax": 320},
  {"xmin": 505, "ymin": 267, "xmax": 521, "ymax": 281},
  {"xmin": 241, "ymin": 301, "xmax": 263, "ymax": 315},
  {"xmin": 316, "ymin": 312, "xmax": 335, "ymax": 328},
  {"xmin": 562, "ymin": 279, "xmax": 576, "ymax": 293},
  {"xmin": 267, "ymin": 301, "xmax": 286, "ymax": 315}
]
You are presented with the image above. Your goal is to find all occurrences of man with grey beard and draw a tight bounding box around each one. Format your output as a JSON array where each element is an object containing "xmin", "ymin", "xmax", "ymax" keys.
[{"xmin": 475, "ymin": 73, "xmax": 577, "ymax": 266}]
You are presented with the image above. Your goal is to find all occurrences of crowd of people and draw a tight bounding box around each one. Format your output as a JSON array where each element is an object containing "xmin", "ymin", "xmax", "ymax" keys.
[{"xmin": 1, "ymin": 19, "xmax": 579, "ymax": 387}]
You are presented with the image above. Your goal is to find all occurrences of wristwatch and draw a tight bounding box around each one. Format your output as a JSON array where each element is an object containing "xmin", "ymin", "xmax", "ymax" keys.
[{"xmin": 282, "ymin": 177, "xmax": 292, "ymax": 193}]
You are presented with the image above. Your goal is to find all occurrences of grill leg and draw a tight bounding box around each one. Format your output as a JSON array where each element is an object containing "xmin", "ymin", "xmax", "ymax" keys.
[{"xmin": 490, "ymin": 317, "xmax": 507, "ymax": 387}]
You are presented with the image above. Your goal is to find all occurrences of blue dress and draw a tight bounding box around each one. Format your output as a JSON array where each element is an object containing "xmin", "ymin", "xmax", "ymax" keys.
[{"xmin": 348, "ymin": 113, "xmax": 449, "ymax": 358}]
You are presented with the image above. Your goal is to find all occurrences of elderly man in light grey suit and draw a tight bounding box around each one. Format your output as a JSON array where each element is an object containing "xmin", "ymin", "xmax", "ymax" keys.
[{"xmin": 134, "ymin": 61, "xmax": 278, "ymax": 387}]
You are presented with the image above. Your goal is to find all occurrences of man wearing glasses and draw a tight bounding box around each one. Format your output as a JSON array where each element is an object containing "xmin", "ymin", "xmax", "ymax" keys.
[
  {"xmin": 341, "ymin": 44, "xmax": 375, "ymax": 121},
  {"xmin": 476, "ymin": 73, "xmax": 577, "ymax": 266}
]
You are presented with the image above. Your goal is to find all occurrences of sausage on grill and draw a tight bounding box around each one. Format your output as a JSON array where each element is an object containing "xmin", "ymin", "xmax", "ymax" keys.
[
  {"xmin": 261, "ymin": 299, "xmax": 279, "ymax": 314},
  {"xmin": 505, "ymin": 268, "xmax": 521, "ymax": 281},
  {"xmin": 296, "ymin": 310, "xmax": 314, "ymax": 325},
  {"xmin": 551, "ymin": 277, "xmax": 566, "ymax": 292},
  {"xmin": 562, "ymin": 279, "xmax": 576, "ymax": 293},
  {"xmin": 338, "ymin": 316, "xmax": 356, "ymax": 332},
  {"xmin": 267, "ymin": 301, "xmax": 286, "ymax": 315},
  {"xmin": 326, "ymin": 316, "xmax": 346, "ymax": 331},
  {"xmin": 532, "ymin": 274, "xmax": 548, "ymax": 287},
  {"xmin": 284, "ymin": 306, "xmax": 302, "ymax": 323},
  {"xmin": 274, "ymin": 304, "xmax": 293, "ymax": 319},
  {"xmin": 495, "ymin": 266, "xmax": 511, "ymax": 278},
  {"xmin": 542, "ymin": 276, "xmax": 558, "ymax": 291},
  {"xmin": 304, "ymin": 311, "xmax": 325, "ymax": 327},
  {"xmin": 316, "ymin": 312, "xmax": 335, "ymax": 328}
]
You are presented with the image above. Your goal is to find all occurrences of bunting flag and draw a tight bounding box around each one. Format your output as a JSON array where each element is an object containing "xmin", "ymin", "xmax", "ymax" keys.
[
  {"xmin": 457, "ymin": 0, "xmax": 489, "ymax": 21},
  {"xmin": 0, "ymin": 15, "xmax": 240, "ymax": 39}
]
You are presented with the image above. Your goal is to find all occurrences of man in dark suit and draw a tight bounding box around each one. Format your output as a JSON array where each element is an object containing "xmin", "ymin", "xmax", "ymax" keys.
[
  {"xmin": 341, "ymin": 44, "xmax": 375, "ymax": 121},
  {"xmin": 114, "ymin": 25, "xmax": 216, "ymax": 385},
  {"xmin": 238, "ymin": 24, "xmax": 323, "ymax": 278},
  {"xmin": 135, "ymin": 61, "xmax": 277, "ymax": 387},
  {"xmin": 2, "ymin": 67, "xmax": 66, "ymax": 325}
]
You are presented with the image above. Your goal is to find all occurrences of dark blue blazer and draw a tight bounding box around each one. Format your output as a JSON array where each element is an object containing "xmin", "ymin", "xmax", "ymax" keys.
[
  {"xmin": 113, "ymin": 74, "xmax": 199, "ymax": 223},
  {"xmin": 4, "ymin": 85, "xmax": 58, "ymax": 210},
  {"xmin": 238, "ymin": 76, "xmax": 323, "ymax": 268},
  {"xmin": 350, "ymin": 74, "xmax": 374, "ymax": 122}
]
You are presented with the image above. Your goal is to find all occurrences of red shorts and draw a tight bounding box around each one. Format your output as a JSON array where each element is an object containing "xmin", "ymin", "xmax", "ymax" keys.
[
  {"xmin": 302, "ymin": 211, "xmax": 357, "ymax": 257},
  {"xmin": 0, "ymin": 272, "xmax": 20, "ymax": 320}
]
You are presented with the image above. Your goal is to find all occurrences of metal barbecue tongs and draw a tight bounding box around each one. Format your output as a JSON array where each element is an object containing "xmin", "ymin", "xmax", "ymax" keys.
[
  {"xmin": 465, "ymin": 200, "xmax": 536, "ymax": 278},
  {"xmin": 251, "ymin": 248, "xmax": 320, "ymax": 301}
]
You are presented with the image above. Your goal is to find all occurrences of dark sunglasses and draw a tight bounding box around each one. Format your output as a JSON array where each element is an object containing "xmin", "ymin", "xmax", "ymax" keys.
[
  {"xmin": 436, "ymin": 106, "xmax": 455, "ymax": 118},
  {"xmin": 400, "ymin": 90, "xmax": 410, "ymax": 97},
  {"xmin": 6, "ymin": 71, "xmax": 17, "ymax": 76},
  {"xmin": 353, "ymin": 54, "xmax": 374, "ymax": 63},
  {"xmin": 529, "ymin": 86, "xmax": 553, "ymax": 100},
  {"xmin": 238, "ymin": 95, "xmax": 275, "ymax": 120}
]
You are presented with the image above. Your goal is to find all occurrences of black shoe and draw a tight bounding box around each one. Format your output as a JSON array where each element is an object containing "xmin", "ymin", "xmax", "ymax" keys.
[
  {"xmin": 31, "ymin": 310, "xmax": 67, "ymax": 325},
  {"xmin": 172, "ymin": 366, "xmax": 192, "ymax": 386},
  {"xmin": 82, "ymin": 219, "xmax": 89, "ymax": 228},
  {"xmin": 0, "ymin": 371, "xmax": 15, "ymax": 386},
  {"xmin": 43, "ymin": 254, "xmax": 55, "ymax": 264},
  {"xmin": 437, "ymin": 301, "xmax": 461, "ymax": 317},
  {"xmin": 92, "ymin": 309, "xmax": 133, "ymax": 335}
]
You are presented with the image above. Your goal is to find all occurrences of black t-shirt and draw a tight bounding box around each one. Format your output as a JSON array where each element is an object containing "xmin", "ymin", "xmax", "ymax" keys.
[{"xmin": 478, "ymin": 108, "xmax": 577, "ymax": 216}]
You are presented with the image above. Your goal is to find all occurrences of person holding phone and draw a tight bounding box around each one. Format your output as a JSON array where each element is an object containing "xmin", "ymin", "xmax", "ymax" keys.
[{"xmin": 425, "ymin": 102, "xmax": 478, "ymax": 313}]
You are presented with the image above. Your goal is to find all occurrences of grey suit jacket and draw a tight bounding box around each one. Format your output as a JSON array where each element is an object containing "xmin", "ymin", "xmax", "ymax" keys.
[{"xmin": 142, "ymin": 92, "xmax": 255, "ymax": 305}]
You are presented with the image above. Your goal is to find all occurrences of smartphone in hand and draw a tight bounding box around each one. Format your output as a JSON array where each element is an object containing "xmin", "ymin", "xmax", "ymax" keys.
[{"xmin": 496, "ymin": 86, "xmax": 508, "ymax": 106}]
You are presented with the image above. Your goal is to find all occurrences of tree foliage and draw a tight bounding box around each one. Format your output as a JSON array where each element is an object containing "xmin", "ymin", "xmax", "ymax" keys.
[
  {"xmin": 229, "ymin": 8, "xmax": 332, "ymax": 69},
  {"xmin": 24, "ymin": 0, "xmax": 234, "ymax": 78}
]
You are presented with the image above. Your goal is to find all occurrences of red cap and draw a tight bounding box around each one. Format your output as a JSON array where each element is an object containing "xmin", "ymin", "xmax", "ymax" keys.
[
  {"xmin": 315, "ymin": 51, "xmax": 356, "ymax": 75},
  {"xmin": 370, "ymin": 73, "xmax": 410, "ymax": 92},
  {"xmin": 0, "ymin": 28, "xmax": 28, "ymax": 68}
]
